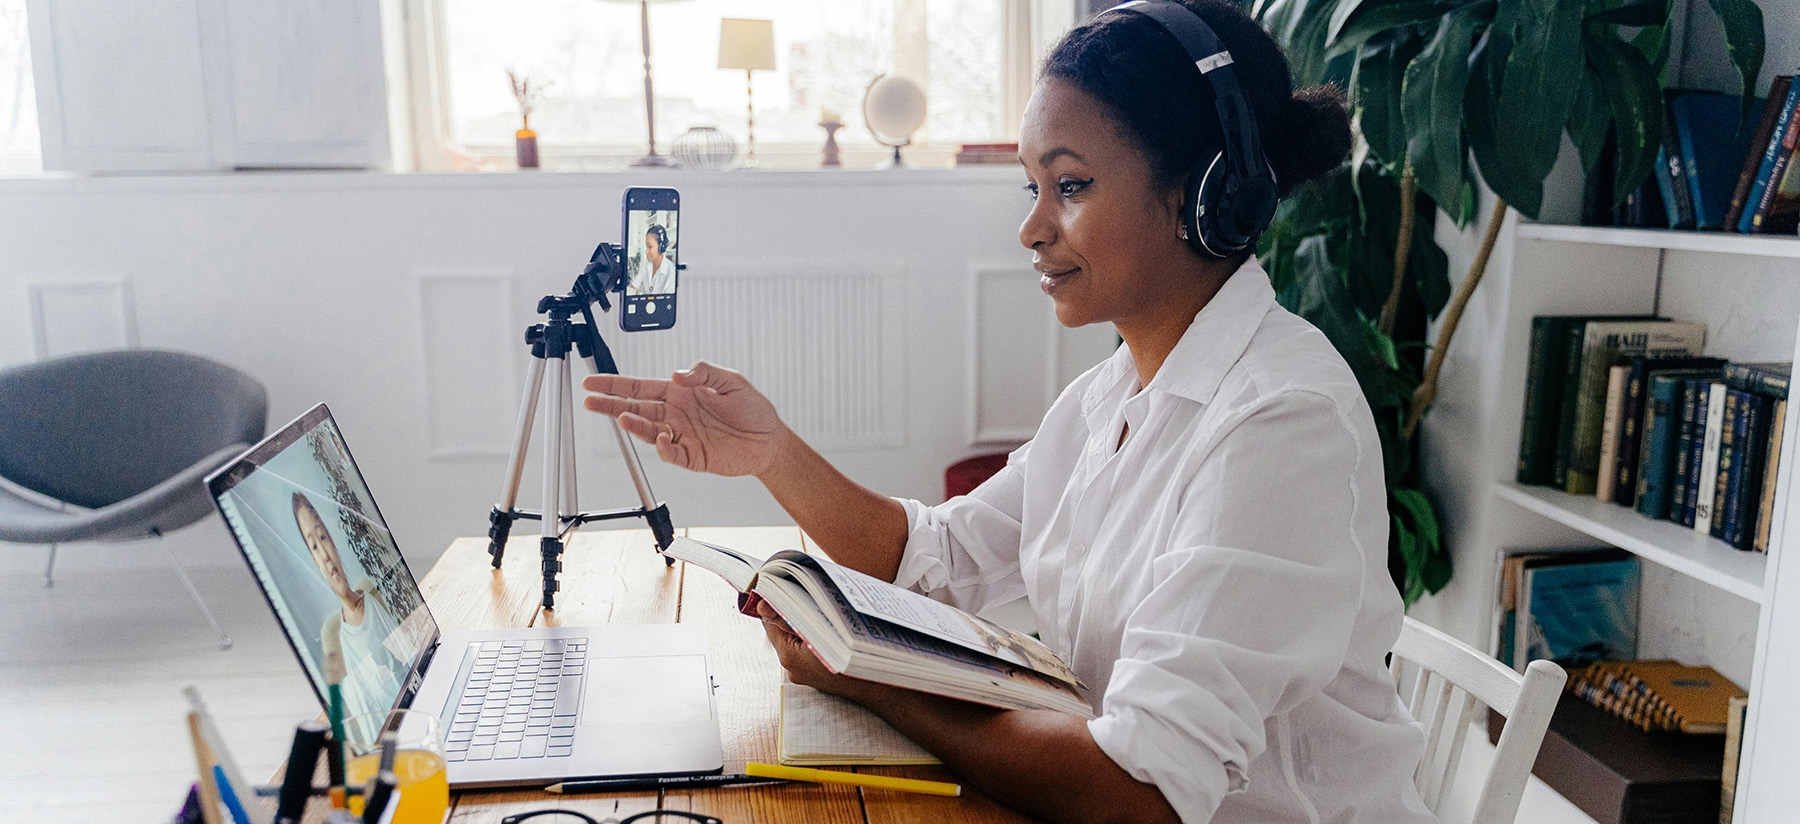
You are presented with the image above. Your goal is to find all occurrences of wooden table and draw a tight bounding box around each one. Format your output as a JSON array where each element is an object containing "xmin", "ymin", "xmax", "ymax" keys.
[{"xmin": 417, "ymin": 525, "xmax": 1036, "ymax": 824}]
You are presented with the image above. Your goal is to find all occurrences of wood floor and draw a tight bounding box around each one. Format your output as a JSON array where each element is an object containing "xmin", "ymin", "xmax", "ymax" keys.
[{"xmin": 0, "ymin": 561, "xmax": 319, "ymax": 823}]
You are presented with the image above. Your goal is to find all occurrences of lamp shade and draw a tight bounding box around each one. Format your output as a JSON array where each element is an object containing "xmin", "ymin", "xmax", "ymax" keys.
[{"xmin": 718, "ymin": 18, "xmax": 776, "ymax": 71}]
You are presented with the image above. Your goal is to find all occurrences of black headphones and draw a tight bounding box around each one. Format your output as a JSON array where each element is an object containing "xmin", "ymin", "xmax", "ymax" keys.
[
  {"xmin": 646, "ymin": 224, "xmax": 670, "ymax": 254},
  {"xmin": 1101, "ymin": 1, "xmax": 1279, "ymax": 259}
]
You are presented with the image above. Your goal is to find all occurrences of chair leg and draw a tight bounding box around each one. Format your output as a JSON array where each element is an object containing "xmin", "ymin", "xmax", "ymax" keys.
[
  {"xmin": 159, "ymin": 540, "xmax": 233, "ymax": 651},
  {"xmin": 43, "ymin": 544, "xmax": 56, "ymax": 588}
]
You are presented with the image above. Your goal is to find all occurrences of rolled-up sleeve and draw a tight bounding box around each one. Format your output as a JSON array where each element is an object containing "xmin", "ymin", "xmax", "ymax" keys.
[
  {"xmin": 889, "ymin": 443, "xmax": 1030, "ymax": 614},
  {"xmin": 1086, "ymin": 390, "xmax": 1372, "ymax": 823}
]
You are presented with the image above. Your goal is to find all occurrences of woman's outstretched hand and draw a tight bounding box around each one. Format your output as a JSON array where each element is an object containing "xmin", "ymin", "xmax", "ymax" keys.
[{"xmin": 582, "ymin": 361, "xmax": 785, "ymax": 478}]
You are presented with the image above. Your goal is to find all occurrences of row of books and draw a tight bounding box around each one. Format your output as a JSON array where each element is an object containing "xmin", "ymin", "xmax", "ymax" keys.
[
  {"xmin": 1515, "ymin": 314, "xmax": 1790, "ymax": 551},
  {"xmin": 1498, "ymin": 548, "xmax": 1640, "ymax": 672},
  {"xmin": 1566, "ymin": 659, "xmax": 1745, "ymax": 735},
  {"xmin": 1583, "ymin": 79, "xmax": 1800, "ymax": 235}
]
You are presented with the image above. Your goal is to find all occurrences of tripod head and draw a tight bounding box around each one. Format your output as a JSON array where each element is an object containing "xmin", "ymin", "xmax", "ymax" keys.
[{"xmin": 572, "ymin": 242, "xmax": 626, "ymax": 313}]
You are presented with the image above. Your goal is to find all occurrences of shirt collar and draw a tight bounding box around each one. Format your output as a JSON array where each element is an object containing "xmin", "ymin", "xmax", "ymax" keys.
[{"xmin": 1080, "ymin": 258, "xmax": 1276, "ymax": 416}]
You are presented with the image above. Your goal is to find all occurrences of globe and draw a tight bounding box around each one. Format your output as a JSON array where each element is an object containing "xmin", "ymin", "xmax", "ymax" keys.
[{"xmin": 862, "ymin": 74, "xmax": 928, "ymax": 167}]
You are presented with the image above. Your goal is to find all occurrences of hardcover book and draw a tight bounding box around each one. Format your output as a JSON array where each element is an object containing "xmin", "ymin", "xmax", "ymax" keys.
[
  {"xmin": 1756, "ymin": 399, "xmax": 1787, "ymax": 553},
  {"xmin": 1617, "ymin": 358, "xmax": 1725, "ymax": 508},
  {"xmin": 1725, "ymin": 77, "xmax": 1793, "ymax": 229},
  {"xmin": 663, "ymin": 537, "xmax": 1092, "ymax": 717},
  {"xmin": 1672, "ymin": 381, "xmax": 1703, "ymax": 523},
  {"xmin": 1722, "ymin": 392, "xmax": 1770, "ymax": 550},
  {"xmin": 1568, "ymin": 321, "xmax": 1707, "ymax": 496},
  {"xmin": 1598, "ymin": 365, "xmax": 1632, "ymax": 503},
  {"xmin": 1670, "ymin": 91, "xmax": 1770, "ymax": 230},
  {"xmin": 1636, "ymin": 371, "xmax": 1724, "ymax": 520},
  {"xmin": 1515, "ymin": 550, "xmax": 1640, "ymax": 671},
  {"xmin": 1722, "ymin": 361, "xmax": 1791, "ymax": 399},
  {"xmin": 1695, "ymin": 383, "xmax": 1728, "ymax": 535},
  {"xmin": 1737, "ymin": 80, "xmax": 1800, "ymax": 233}
]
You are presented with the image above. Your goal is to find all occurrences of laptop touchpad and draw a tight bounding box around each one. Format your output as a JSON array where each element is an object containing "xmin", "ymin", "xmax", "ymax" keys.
[{"xmin": 582, "ymin": 654, "xmax": 714, "ymax": 725}]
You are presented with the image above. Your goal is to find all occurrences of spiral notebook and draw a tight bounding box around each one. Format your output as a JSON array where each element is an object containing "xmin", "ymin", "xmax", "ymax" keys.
[{"xmin": 778, "ymin": 683, "xmax": 941, "ymax": 766}]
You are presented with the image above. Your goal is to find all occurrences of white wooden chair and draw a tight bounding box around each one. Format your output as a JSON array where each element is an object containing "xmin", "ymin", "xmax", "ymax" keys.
[{"xmin": 1391, "ymin": 616, "xmax": 1568, "ymax": 824}]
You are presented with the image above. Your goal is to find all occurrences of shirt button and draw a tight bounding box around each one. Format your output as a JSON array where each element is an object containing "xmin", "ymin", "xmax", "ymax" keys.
[{"xmin": 1073, "ymin": 542, "xmax": 1088, "ymax": 557}]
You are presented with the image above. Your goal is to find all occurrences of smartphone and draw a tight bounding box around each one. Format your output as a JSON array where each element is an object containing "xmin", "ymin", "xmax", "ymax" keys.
[{"xmin": 619, "ymin": 186, "xmax": 680, "ymax": 331}]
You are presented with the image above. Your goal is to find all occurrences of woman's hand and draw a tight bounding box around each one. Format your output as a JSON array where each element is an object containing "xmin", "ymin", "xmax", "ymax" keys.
[
  {"xmin": 582, "ymin": 361, "xmax": 786, "ymax": 478},
  {"xmin": 756, "ymin": 600, "xmax": 873, "ymax": 699}
]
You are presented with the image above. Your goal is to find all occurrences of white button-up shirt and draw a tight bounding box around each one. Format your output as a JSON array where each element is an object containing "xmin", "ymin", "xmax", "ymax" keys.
[{"xmin": 894, "ymin": 262, "xmax": 1436, "ymax": 824}]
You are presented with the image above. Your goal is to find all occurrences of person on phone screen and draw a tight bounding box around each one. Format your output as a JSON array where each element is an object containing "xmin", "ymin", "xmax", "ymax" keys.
[
  {"xmin": 293, "ymin": 492, "xmax": 404, "ymax": 721},
  {"xmin": 575, "ymin": 2, "xmax": 1434, "ymax": 822},
  {"xmin": 633, "ymin": 224, "xmax": 676, "ymax": 294}
]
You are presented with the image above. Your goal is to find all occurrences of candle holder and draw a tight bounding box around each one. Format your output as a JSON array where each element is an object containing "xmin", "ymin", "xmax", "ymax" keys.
[{"xmin": 820, "ymin": 119, "xmax": 844, "ymax": 167}]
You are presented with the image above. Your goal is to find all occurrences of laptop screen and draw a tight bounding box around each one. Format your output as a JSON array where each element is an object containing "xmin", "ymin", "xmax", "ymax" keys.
[{"xmin": 207, "ymin": 404, "xmax": 438, "ymax": 746}]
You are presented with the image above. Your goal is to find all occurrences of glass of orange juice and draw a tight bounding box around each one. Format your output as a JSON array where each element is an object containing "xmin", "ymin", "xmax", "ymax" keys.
[{"xmin": 346, "ymin": 709, "xmax": 450, "ymax": 824}]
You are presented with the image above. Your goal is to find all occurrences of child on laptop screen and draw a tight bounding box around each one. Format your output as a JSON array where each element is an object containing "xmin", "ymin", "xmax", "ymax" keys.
[{"xmin": 293, "ymin": 491, "xmax": 406, "ymax": 728}]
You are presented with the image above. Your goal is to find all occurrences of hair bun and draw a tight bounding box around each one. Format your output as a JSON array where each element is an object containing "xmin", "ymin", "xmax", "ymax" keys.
[{"xmin": 1268, "ymin": 85, "xmax": 1351, "ymax": 192}]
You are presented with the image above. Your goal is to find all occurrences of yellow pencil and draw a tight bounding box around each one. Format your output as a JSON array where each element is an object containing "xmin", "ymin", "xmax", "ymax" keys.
[{"xmin": 745, "ymin": 762, "xmax": 961, "ymax": 797}]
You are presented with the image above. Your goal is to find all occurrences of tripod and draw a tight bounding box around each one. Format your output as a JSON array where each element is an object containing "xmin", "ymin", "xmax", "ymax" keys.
[{"xmin": 487, "ymin": 244, "xmax": 676, "ymax": 609}]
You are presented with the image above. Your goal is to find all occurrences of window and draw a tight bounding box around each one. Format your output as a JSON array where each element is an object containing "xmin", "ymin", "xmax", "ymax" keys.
[
  {"xmin": 418, "ymin": 0, "xmax": 1034, "ymax": 169},
  {"xmin": 0, "ymin": 0, "xmax": 40, "ymax": 173}
]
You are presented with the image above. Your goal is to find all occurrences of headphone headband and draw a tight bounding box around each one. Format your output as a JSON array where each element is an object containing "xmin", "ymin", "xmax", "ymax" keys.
[{"xmin": 1099, "ymin": 0, "xmax": 1278, "ymax": 259}]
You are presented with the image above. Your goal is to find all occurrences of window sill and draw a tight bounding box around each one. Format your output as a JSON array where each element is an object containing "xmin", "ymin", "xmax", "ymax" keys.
[{"xmin": 0, "ymin": 164, "xmax": 1025, "ymax": 195}]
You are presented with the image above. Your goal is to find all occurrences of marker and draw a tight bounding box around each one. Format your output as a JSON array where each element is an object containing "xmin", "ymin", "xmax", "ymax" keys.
[
  {"xmin": 545, "ymin": 774, "xmax": 792, "ymax": 794},
  {"xmin": 213, "ymin": 765, "xmax": 255, "ymax": 824},
  {"xmin": 744, "ymin": 762, "xmax": 961, "ymax": 797}
]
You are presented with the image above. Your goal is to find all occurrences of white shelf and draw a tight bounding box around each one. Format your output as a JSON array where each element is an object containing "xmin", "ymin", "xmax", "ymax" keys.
[
  {"xmin": 1493, "ymin": 482, "xmax": 1768, "ymax": 603},
  {"xmin": 1516, "ymin": 223, "xmax": 1800, "ymax": 259}
]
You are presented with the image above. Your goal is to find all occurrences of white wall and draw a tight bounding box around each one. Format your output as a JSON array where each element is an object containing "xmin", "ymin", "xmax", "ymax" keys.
[{"xmin": 0, "ymin": 168, "xmax": 1115, "ymax": 575}]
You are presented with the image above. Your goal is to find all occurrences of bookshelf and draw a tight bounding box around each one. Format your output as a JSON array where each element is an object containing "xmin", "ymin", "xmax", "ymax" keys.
[
  {"xmin": 1492, "ymin": 482, "xmax": 1768, "ymax": 603},
  {"xmin": 1515, "ymin": 223, "xmax": 1800, "ymax": 259}
]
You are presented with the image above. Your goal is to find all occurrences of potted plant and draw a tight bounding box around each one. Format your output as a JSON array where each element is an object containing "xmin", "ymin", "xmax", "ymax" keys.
[{"xmin": 1254, "ymin": 0, "xmax": 1765, "ymax": 604}]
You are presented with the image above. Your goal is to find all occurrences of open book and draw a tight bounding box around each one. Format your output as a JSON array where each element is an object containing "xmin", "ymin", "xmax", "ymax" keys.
[
  {"xmin": 780, "ymin": 683, "xmax": 940, "ymax": 766},
  {"xmin": 665, "ymin": 537, "xmax": 1093, "ymax": 718}
]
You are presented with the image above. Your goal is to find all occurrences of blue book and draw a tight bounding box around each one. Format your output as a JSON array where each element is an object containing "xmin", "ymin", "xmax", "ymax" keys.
[
  {"xmin": 1723, "ymin": 391, "xmax": 1770, "ymax": 550},
  {"xmin": 1636, "ymin": 371, "xmax": 1719, "ymax": 520},
  {"xmin": 1672, "ymin": 91, "xmax": 1773, "ymax": 229},
  {"xmin": 1737, "ymin": 82, "xmax": 1800, "ymax": 232},
  {"xmin": 1681, "ymin": 381, "xmax": 1715, "ymax": 527},
  {"xmin": 1521, "ymin": 554, "xmax": 1641, "ymax": 668}
]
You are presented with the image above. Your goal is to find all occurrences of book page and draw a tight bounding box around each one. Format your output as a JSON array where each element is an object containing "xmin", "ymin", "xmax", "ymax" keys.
[
  {"xmin": 664, "ymin": 537, "xmax": 771, "ymax": 592},
  {"xmin": 780, "ymin": 683, "xmax": 939, "ymax": 766},
  {"xmin": 808, "ymin": 557, "xmax": 1084, "ymax": 689}
]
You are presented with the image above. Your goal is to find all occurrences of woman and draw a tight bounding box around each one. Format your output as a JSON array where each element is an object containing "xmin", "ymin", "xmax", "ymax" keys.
[
  {"xmin": 584, "ymin": 3, "xmax": 1435, "ymax": 822},
  {"xmin": 634, "ymin": 224, "xmax": 677, "ymax": 294}
]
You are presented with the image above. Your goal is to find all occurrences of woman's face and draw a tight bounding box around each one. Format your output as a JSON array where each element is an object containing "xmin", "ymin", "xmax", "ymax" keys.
[
  {"xmin": 297, "ymin": 504, "xmax": 354, "ymax": 603},
  {"xmin": 645, "ymin": 232, "xmax": 663, "ymax": 266},
  {"xmin": 1017, "ymin": 79, "xmax": 1191, "ymax": 329}
]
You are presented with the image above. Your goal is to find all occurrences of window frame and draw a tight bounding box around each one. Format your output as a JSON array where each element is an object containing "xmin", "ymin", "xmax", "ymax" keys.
[{"xmin": 390, "ymin": 0, "xmax": 1067, "ymax": 171}]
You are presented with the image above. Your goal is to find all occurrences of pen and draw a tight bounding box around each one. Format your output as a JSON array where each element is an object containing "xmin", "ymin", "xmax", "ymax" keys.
[
  {"xmin": 546, "ymin": 774, "xmax": 793, "ymax": 794},
  {"xmin": 275, "ymin": 721, "xmax": 328, "ymax": 821},
  {"xmin": 214, "ymin": 765, "xmax": 255, "ymax": 824},
  {"xmin": 322, "ymin": 622, "xmax": 348, "ymax": 808},
  {"xmin": 744, "ymin": 762, "xmax": 961, "ymax": 797}
]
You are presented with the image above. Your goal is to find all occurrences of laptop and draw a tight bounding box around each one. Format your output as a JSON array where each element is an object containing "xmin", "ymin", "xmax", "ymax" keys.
[{"xmin": 205, "ymin": 403, "xmax": 723, "ymax": 787}]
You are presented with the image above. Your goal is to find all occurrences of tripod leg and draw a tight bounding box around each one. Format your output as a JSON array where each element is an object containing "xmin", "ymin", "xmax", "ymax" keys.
[
  {"xmin": 491, "ymin": 356, "xmax": 549, "ymax": 567},
  {"xmin": 560, "ymin": 360, "xmax": 580, "ymax": 531},
  {"xmin": 581, "ymin": 355, "xmax": 677, "ymax": 563},
  {"xmin": 538, "ymin": 355, "xmax": 567, "ymax": 609}
]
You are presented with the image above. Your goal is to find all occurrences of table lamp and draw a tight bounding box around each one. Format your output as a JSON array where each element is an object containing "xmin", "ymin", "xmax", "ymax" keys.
[
  {"xmin": 717, "ymin": 18, "xmax": 776, "ymax": 165},
  {"xmin": 600, "ymin": 0, "xmax": 691, "ymax": 167}
]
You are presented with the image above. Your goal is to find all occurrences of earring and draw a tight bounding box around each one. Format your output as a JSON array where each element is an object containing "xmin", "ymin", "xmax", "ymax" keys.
[{"xmin": 1178, "ymin": 224, "xmax": 1190, "ymax": 240}]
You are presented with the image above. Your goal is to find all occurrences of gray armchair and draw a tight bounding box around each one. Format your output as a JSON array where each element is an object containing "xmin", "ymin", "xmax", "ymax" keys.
[{"xmin": 0, "ymin": 349, "xmax": 267, "ymax": 649}]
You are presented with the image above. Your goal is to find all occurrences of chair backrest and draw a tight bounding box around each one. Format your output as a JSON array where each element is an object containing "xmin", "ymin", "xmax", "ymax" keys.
[
  {"xmin": 0, "ymin": 349, "xmax": 267, "ymax": 509},
  {"xmin": 1391, "ymin": 616, "xmax": 1567, "ymax": 824}
]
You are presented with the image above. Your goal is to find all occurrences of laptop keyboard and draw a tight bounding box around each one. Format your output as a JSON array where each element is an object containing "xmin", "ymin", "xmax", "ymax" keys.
[{"xmin": 443, "ymin": 638, "xmax": 587, "ymax": 762}]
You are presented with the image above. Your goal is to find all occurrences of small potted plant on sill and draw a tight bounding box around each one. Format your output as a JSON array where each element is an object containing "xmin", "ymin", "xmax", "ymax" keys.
[{"xmin": 507, "ymin": 68, "xmax": 549, "ymax": 170}]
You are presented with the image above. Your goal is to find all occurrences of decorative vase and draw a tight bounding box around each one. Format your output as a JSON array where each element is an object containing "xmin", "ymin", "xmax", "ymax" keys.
[
  {"xmin": 672, "ymin": 126, "xmax": 737, "ymax": 170},
  {"xmin": 515, "ymin": 116, "xmax": 539, "ymax": 170},
  {"xmin": 820, "ymin": 119, "xmax": 843, "ymax": 167}
]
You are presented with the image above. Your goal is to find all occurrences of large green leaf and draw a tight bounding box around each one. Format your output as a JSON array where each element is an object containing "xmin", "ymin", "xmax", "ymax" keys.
[
  {"xmin": 1401, "ymin": 6, "xmax": 1483, "ymax": 214},
  {"xmin": 1281, "ymin": 236, "xmax": 1400, "ymax": 410},
  {"xmin": 1487, "ymin": 0, "xmax": 1586, "ymax": 218},
  {"xmin": 1566, "ymin": 66, "xmax": 1612, "ymax": 173},
  {"xmin": 1587, "ymin": 38, "xmax": 1664, "ymax": 205},
  {"xmin": 1328, "ymin": 0, "xmax": 1466, "ymax": 56},
  {"xmin": 1584, "ymin": 0, "xmax": 1670, "ymax": 26},
  {"xmin": 1355, "ymin": 34, "xmax": 1424, "ymax": 167},
  {"xmin": 1706, "ymin": 0, "xmax": 1764, "ymax": 108},
  {"xmin": 1285, "ymin": 0, "xmax": 1347, "ymax": 86}
]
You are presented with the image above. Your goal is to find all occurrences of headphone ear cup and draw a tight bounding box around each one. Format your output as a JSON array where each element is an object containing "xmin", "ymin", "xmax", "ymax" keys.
[
  {"xmin": 1194, "ymin": 152, "xmax": 1278, "ymax": 258},
  {"xmin": 1189, "ymin": 151, "xmax": 1230, "ymax": 259}
]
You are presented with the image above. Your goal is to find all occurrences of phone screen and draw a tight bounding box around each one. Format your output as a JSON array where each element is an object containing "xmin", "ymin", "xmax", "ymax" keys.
[{"xmin": 626, "ymin": 208, "xmax": 677, "ymax": 296}]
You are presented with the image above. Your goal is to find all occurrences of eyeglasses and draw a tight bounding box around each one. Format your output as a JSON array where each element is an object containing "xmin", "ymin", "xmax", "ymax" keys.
[{"xmin": 500, "ymin": 811, "xmax": 723, "ymax": 824}]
